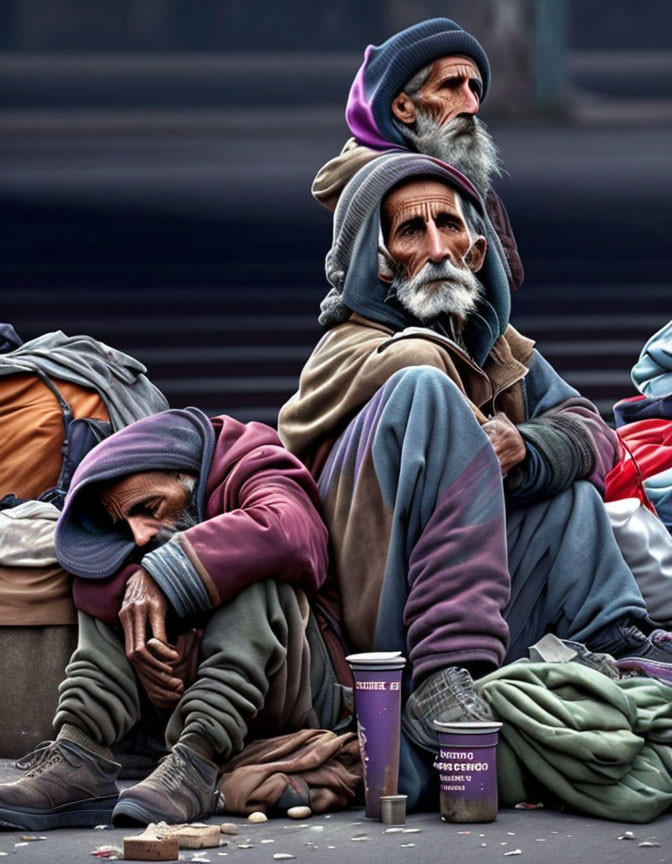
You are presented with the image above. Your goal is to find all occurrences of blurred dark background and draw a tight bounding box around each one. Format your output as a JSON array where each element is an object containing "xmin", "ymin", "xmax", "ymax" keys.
[{"xmin": 1, "ymin": 0, "xmax": 670, "ymax": 422}]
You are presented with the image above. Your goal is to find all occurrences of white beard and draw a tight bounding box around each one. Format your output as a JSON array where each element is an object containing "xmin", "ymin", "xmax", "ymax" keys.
[
  {"xmin": 392, "ymin": 259, "xmax": 483, "ymax": 324},
  {"xmin": 400, "ymin": 112, "xmax": 503, "ymax": 195}
]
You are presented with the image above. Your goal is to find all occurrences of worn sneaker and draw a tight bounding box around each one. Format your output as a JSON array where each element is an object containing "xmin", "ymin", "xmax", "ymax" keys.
[
  {"xmin": 588, "ymin": 619, "xmax": 672, "ymax": 661},
  {"xmin": 402, "ymin": 667, "xmax": 494, "ymax": 753},
  {"xmin": 0, "ymin": 738, "xmax": 120, "ymax": 830},
  {"xmin": 112, "ymin": 742, "xmax": 218, "ymax": 826}
]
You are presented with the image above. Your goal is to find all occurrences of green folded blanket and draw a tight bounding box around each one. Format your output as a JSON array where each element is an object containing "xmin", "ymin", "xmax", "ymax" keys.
[{"xmin": 477, "ymin": 662, "xmax": 672, "ymax": 822}]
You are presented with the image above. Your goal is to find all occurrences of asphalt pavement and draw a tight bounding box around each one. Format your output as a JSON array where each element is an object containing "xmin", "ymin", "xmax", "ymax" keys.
[{"xmin": 0, "ymin": 757, "xmax": 671, "ymax": 864}]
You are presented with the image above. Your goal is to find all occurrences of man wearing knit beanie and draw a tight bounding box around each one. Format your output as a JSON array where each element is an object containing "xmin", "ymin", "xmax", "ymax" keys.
[{"xmin": 312, "ymin": 17, "xmax": 524, "ymax": 292}]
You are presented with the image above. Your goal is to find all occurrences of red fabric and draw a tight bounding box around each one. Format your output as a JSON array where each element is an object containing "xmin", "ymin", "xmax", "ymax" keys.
[
  {"xmin": 604, "ymin": 418, "xmax": 672, "ymax": 513},
  {"xmin": 486, "ymin": 189, "xmax": 524, "ymax": 292}
]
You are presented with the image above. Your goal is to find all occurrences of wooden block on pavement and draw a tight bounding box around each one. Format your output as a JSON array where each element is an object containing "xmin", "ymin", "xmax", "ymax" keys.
[
  {"xmin": 149, "ymin": 823, "xmax": 222, "ymax": 849},
  {"xmin": 123, "ymin": 833, "xmax": 179, "ymax": 861}
]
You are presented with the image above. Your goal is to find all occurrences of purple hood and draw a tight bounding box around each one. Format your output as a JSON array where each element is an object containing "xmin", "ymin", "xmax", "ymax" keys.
[
  {"xmin": 346, "ymin": 17, "xmax": 490, "ymax": 151},
  {"xmin": 55, "ymin": 407, "xmax": 215, "ymax": 579}
]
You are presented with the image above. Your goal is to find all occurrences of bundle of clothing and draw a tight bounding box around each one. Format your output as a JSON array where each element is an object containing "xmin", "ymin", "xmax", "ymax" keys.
[
  {"xmin": 218, "ymin": 729, "xmax": 361, "ymax": 815},
  {"xmin": 606, "ymin": 320, "xmax": 672, "ymax": 527},
  {"xmin": 477, "ymin": 658, "xmax": 672, "ymax": 823},
  {"xmin": 0, "ymin": 327, "xmax": 168, "ymax": 624},
  {"xmin": 603, "ymin": 321, "xmax": 672, "ymax": 626}
]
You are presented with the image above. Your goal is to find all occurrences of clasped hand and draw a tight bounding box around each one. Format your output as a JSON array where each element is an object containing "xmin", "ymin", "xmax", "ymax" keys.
[
  {"xmin": 119, "ymin": 567, "xmax": 199, "ymax": 709},
  {"xmin": 482, "ymin": 411, "xmax": 527, "ymax": 476}
]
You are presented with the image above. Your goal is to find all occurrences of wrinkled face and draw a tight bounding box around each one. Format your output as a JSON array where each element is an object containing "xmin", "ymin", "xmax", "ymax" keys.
[
  {"xmin": 100, "ymin": 470, "xmax": 195, "ymax": 548},
  {"xmin": 393, "ymin": 56, "xmax": 482, "ymax": 127},
  {"xmin": 382, "ymin": 179, "xmax": 482, "ymax": 279},
  {"xmin": 417, "ymin": 56, "xmax": 482, "ymax": 123}
]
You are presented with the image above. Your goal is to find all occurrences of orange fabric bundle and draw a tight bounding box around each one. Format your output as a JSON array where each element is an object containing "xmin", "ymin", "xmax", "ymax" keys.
[{"xmin": 0, "ymin": 374, "xmax": 108, "ymax": 501}]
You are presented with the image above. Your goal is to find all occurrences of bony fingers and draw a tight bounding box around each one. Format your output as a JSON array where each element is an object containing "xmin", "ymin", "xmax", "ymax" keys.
[
  {"xmin": 131, "ymin": 649, "xmax": 175, "ymax": 675},
  {"xmin": 156, "ymin": 686, "xmax": 182, "ymax": 702},
  {"xmin": 151, "ymin": 692, "xmax": 181, "ymax": 709},
  {"xmin": 144, "ymin": 675, "xmax": 184, "ymax": 695},
  {"xmin": 135, "ymin": 659, "xmax": 184, "ymax": 687},
  {"xmin": 146, "ymin": 637, "xmax": 179, "ymax": 661},
  {"xmin": 138, "ymin": 668, "xmax": 184, "ymax": 694}
]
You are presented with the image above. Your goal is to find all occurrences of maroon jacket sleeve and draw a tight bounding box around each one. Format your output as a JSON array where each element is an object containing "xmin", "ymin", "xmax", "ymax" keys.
[
  {"xmin": 176, "ymin": 444, "xmax": 329, "ymax": 610},
  {"xmin": 72, "ymin": 434, "xmax": 329, "ymax": 623},
  {"xmin": 73, "ymin": 563, "xmax": 137, "ymax": 624}
]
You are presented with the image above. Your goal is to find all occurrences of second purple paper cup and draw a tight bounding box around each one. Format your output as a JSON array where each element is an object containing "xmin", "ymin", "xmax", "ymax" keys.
[
  {"xmin": 432, "ymin": 720, "xmax": 502, "ymax": 823},
  {"xmin": 346, "ymin": 651, "xmax": 406, "ymax": 820}
]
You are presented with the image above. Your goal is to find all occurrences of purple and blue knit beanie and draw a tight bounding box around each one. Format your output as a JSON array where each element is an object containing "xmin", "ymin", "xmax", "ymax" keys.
[{"xmin": 346, "ymin": 17, "xmax": 490, "ymax": 150}]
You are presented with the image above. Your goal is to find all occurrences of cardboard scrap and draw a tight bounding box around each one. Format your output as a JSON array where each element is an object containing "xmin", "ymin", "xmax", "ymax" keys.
[
  {"xmin": 148, "ymin": 824, "xmax": 221, "ymax": 850},
  {"xmin": 122, "ymin": 834, "xmax": 179, "ymax": 862},
  {"xmin": 123, "ymin": 823, "xmax": 222, "ymax": 861}
]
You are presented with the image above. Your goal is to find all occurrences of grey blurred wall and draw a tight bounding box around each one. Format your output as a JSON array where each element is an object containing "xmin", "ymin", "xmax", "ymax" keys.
[
  {"xmin": 3, "ymin": 0, "xmax": 668, "ymax": 117},
  {"xmin": 1, "ymin": 0, "xmax": 669, "ymax": 52}
]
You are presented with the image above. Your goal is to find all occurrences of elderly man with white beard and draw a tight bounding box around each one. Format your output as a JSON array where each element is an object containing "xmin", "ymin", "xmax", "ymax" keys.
[
  {"xmin": 278, "ymin": 152, "xmax": 672, "ymax": 809},
  {"xmin": 312, "ymin": 16, "xmax": 525, "ymax": 316}
]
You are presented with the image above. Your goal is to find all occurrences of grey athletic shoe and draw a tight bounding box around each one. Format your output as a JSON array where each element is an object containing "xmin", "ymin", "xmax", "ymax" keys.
[
  {"xmin": 588, "ymin": 619, "xmax": 672, "ymax": 662},
  {"xmin": 586, "ymin": 619, "xmax": 672, "ymax": 684},
  {"xmin": 402, "ymin": 666, "xmax": 494, "ymax": 752},
  {"xmin": 0, "ymin": 738, "xmax": 120, "ymax": 830},
  {"xmin": 112, "ymin": 742, "xmax": 218, "ymax": 826}
]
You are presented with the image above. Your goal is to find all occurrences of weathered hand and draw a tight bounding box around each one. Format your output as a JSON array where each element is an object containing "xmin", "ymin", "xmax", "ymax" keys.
[
  {"xmin": 120, "ymin": 567, "xmax": 182, "ymax": 705},
  {"xmin": 140, "ymin": 629, "xmax": 202, "ymax": 709},
  {"xmin": 135, "ymin": 639, "xmax": 184, "ymax": 708},
  {"xmin": 171, "ymin": 629, "xmax": 202, "ymax": 690},
  {"xmin": 482, "ymin": 412, "xmax": 527, "ymax": 476}
]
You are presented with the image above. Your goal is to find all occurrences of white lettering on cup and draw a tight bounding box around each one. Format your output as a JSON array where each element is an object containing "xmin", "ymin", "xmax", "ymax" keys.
[{"xmin": 433, "ymin": 761, "xmax": 490, "ymax": 773}]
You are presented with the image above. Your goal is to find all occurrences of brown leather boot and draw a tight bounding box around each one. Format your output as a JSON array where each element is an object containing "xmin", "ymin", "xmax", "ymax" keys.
[
  {"xmin": 0, "ymin": 732, "xmax": 120, "ymax": 830},
  {"xmin": 111, "ymin": 742, "xmax": 218, "ymax": 826}
]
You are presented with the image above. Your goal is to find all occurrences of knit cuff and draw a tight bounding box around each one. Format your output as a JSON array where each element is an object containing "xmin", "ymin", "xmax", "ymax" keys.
[
  {"xmin": 517, "ymin": 414, "xmax": 595, "ymax": 495},
  {"xmin": 546, "ymin": 413, "xmax": 596, "ymax": 477},
  {"xmin": 142, "ymin": 536, "xmax": 211, "ymax": 619}
]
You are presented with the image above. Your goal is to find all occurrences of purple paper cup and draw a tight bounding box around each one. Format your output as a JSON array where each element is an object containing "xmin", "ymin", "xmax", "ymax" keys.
[
  {"xmin": 346, "ymin": 652, "xmax": 406, "ymax": 820},
  {"xmin": 432, "ymin": 721, "xmax": 503, "ymax": 823}
]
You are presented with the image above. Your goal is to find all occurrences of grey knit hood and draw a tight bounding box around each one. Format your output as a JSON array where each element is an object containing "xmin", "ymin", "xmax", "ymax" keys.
[{"xmin": 319, "ymin": 152, "xmax": 511, "ymax": 366}]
